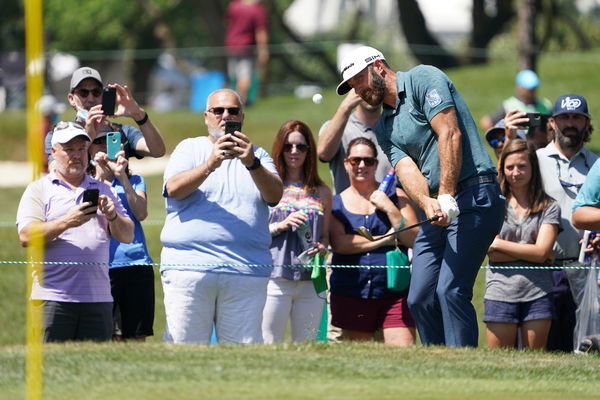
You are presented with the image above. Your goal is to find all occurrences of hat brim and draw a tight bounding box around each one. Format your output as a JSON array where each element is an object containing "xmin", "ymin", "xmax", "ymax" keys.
[
  {"xmin": 552, "ymin": 110, "xmax": 591, "ymax": 119},
  {"xmin": 336, "ymin": 80, "xmax": 351, "ymax": 96},
  {"xmin": 485, "ymin": 127, "xmax": 504, "ymax": 142}
]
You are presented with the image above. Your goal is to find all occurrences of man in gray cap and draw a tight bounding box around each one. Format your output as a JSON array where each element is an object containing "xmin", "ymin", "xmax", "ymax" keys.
[
  {"xmin": 45, "ymin": 66, "xmax": 166, "ymax": 161},
  {"xmin": 536, "ymin": 94, "xmax": 597, "ymax": 352},
  {"xmin": 336, "ymin": 45, "xmax": 505, "ymax": 347}
]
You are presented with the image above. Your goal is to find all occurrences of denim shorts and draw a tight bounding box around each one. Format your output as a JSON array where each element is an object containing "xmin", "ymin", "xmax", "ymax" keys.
[{"xmin": 483, "ymin": 294, "xmax": 555, "ymax": 324}]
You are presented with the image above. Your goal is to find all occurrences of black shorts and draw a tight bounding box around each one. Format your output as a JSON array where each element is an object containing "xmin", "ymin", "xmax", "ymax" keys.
[{"xmin": 109, "ymin": 265, "xmax": 155, "ymax": 338}]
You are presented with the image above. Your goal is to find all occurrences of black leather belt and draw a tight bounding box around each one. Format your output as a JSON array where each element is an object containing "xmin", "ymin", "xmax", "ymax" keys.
[{"xmin": 456, "ymin": 174, "xmax": 497, "ymax": 193}]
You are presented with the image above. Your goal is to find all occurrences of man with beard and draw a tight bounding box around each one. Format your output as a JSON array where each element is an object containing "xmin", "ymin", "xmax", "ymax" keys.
[
  {"xmin": 536, "ymin": 94, "xmax": 597, "ymax": 352},
  {"xmin": 336, "ymin": 46, "xmax": 506, "ymax": 347},
  {"xmin": 160, "ymin": 88, "xmax": 283, "ymax": 344}
]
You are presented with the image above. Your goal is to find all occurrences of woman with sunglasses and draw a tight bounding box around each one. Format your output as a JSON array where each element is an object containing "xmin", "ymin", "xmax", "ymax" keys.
[
  {"xmin": 485, "ymin": 139, "xmax": 560, "ymax": 349},
  {"xmin": 88, "ymin": 129, "xmax": 154, "ymax": 341},
  {"xmin": 328, "ymin": 137, "xmax": 418, "ymax": 346},
  {"xmin": 262, "ymin": 120, "xmax": 332, "ymax": 343}
]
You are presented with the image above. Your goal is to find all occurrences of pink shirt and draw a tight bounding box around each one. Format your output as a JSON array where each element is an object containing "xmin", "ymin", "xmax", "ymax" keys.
[{"xmin": 16, "ymin": 172, "xmax": 128, "ymax": 302}]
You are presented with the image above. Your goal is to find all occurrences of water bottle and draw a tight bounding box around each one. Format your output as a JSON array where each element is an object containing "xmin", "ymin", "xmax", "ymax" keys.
[
  {"xmin": 378, "ymin": 167, "xmax": 396, "ymax": 197},
  {"xmin": 296, "ymin": 222, "xmax": 314, "ymax": 265}
]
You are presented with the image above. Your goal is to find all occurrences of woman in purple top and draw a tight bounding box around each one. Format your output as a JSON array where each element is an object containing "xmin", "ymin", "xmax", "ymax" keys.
[
  {"xmin": 329, "ymin": 137, "xmax": 419, "ymax": 346},
  {"xmin": 262, "ymin": 120, "xmax": 332, "ymax": 343}
]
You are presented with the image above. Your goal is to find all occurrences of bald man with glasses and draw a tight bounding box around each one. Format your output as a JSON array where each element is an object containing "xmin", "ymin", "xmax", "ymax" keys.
[
  {"xmin": 536, "ymin": 94, "xmax": 598, "ymax": 352},
  {"xmin": 160, "ymin": 88, "xmax": 283, "ymax": 344}
]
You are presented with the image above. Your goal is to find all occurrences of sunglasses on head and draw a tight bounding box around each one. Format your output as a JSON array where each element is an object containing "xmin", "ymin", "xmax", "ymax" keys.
[
  {"xmin": 347, "ymin": 157, "xmax": 377, "ymax": 167},
  {"xmin": 54, "ymin": 121, "xmax": 85, "ymax": 131},
  {"xmin": 283, "ymin": 143, "xmax": 308, "ymax": 153},
  {"xmin": 489, "ymin": 136, "xmax": 506, "ymax": 149},
  {"xmin": 73, "ymin": 88, "xmax": 102, "ymax": 98},
  {"xmin": 208, "ymin": 107, "xmax": 240, "ymax": 116}
]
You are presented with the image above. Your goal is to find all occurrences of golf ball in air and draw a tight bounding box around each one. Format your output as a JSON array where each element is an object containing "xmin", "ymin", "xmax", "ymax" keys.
[{"xmin": 312, "ymin": 93, "xmax": 323, "ymax": 104}]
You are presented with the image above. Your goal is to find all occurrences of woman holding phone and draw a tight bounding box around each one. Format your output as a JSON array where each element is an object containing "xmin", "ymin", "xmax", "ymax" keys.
[
  {"xmin": 89, "ymin": 129, "xmax": 155, "ymax": 341},
  {"xmin": 485, "ymin": 139, "xmax": 560, "ymax": 349},
  {"xmin": 262, "ymin": 120, "xmax": 332, "ymax": 343}
]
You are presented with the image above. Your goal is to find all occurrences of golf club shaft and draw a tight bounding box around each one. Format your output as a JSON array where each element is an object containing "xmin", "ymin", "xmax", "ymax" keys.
[{"xmin": 370, "ymin": 215, "xmax": 440, "ymax": 241}]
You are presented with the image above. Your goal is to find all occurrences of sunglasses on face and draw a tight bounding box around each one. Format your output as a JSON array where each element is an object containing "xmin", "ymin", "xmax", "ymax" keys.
[
  {"xmin": 92, "ymin": 136, "xmax": 107, "ymax": 145},
  {"xmin": 283, "ymin": 143, "xmax": 308, "ymax": 153},
  {"xmin": 208, "ymin": 107, "xmax": 241, "ymax": 116},
  {"xmin": 489, "ymin": 136, "xmax": 506, "ymax": 149},
  {"xmin": 347, "ymin": 157, "xmax": 377, "ymax": 167},
  {"xmin": 73, "ymin": 88, "xmax": 102, "ymax": 98}
]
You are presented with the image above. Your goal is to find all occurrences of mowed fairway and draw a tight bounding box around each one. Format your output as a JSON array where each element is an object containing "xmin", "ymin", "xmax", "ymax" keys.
[{"xmin": 1, "ymin": 342, "xmax": 599, "ymax": 400}]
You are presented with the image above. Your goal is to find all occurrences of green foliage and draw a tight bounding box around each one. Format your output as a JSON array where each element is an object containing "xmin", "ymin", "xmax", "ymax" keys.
[{"xmin": 0, "ymin": 0, "xmax": 24, "ymax": 50}]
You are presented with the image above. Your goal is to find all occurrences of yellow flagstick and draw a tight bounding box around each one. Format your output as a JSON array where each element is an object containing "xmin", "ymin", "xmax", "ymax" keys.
[{"xmin": 24, "ymin": 0, "xmax": 45, "ymax": 399}]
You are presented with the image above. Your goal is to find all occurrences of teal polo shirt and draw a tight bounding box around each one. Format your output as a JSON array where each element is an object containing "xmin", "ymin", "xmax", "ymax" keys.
[{"xmin": 374, "ymin": 65, "xmax": 496, "ymax": 194}]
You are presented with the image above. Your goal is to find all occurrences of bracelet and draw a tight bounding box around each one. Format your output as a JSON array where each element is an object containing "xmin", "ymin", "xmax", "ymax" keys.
[
  {"xmin": 107, "ymin": 213, "xmax": 118, "ymax": 222},
  {"xmin": 135, "ymin": 112, "xmax": 149, "ymax": 126}
]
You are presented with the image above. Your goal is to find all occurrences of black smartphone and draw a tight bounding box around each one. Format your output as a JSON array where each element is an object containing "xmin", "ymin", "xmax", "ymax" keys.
[
  {"xmin": 526, "ymin": 112, "xmax": 542, "ymax": 129},
  {"xmin": 82, "ymin": 189, "xmax": 99, "ymax": 214},
  {"xmin": 102, "ymin": 87, "xmax": 116, "ymax": 116},
  {"xmin": 225, "ymin": 120, "xmax": 242, "ymax": 137}
]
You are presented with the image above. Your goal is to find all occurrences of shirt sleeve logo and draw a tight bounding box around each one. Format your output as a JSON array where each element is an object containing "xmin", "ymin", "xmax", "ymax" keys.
[{"xmin": 426, "ymin": 89, "xmax": 442, "ymax": 107}]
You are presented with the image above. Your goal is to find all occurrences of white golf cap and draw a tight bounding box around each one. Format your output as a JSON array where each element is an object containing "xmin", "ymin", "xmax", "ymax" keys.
[
  {"xmin": 51, "ymin": 122, "xmax": 91, "ymax": 146},
  {"xmin": 70, "ymin": 67, "xmax": 103, "ymax": 90},
  {"xmin": 336, "ymin": 46, "xmax": 385, "ymax": 95}
]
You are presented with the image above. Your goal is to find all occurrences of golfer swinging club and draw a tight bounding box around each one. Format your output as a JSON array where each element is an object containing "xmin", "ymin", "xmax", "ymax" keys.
[{"xmin": 336, "ymin": 46, "xmax": 506, "ymax": 347}]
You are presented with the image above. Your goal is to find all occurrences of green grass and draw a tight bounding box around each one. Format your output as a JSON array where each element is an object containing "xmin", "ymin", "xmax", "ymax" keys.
[{"xmin": 0, "ymin": 342, "xmax": 599, "ymax": 400}]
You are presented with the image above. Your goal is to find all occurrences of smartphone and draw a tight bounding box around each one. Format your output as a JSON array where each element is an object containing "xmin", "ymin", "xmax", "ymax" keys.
[
  {"xmin": 102, "ymin": 87, "xmax": 116, "ymax": 116},
  {"xmin": 106, "ymin": 131, "xmax": 121, "ymax": 160},
  {"xmin": 225, "ymin": 120, "xmax": 242, "ymax": 138},
  {"xmin": 82, "ymin": 189, "xmax": 99, "ymax": 214},
  {"xmin": 526, "ymin": 112, "xmax": 542, "ymax": 129},
  {"xmin": 578, "ymin": 230, "xmax": 598, "ymax": 264}
]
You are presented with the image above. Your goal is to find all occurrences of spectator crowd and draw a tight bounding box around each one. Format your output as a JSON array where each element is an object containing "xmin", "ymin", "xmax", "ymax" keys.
[{"xmin": 16, "ymin": 47, "xmax": 600, "ymax": 353}]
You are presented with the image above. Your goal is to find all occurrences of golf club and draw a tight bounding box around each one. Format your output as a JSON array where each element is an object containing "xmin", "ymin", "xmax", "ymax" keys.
[{"xmin": 356, "ymin": 215, "xmax": 441, "ymax": 242}]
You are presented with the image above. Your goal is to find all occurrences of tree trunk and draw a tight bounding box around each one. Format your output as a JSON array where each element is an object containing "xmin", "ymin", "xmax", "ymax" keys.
[
  {"xmin": 469, "ymin": 0, "xmax": 515, "ymax": 64},
  {"xmin": 396, "ymin": 0, "xmax": 460, "ymax": 68},
  {"xmin": 518, "ymin": 0, "xmax": 538, "ymax": 71}
]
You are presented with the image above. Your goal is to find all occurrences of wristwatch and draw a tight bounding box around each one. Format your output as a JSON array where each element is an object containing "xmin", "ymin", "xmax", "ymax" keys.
[{"xmin": 245, "ymin": 156, "xmax": 261, "ymax": 171}]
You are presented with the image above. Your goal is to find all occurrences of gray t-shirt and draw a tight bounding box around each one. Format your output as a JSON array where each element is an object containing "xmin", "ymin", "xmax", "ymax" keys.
[
  {"xmin": 485, "ymin": 199, "xmax": 561, "ymax": 302},
  {"xmin": 319, "ymin": 112, "xmax": 391, "ymax": 194}
]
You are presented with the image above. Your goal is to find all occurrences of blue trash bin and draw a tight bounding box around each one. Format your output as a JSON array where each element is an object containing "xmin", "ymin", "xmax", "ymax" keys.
[{"xmin": 189, "ymin": 71, "xmax": 225, "ymax": 112}]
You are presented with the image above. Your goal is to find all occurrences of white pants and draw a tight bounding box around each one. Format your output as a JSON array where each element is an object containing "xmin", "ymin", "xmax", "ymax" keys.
[
  {"xmin": 161, "ymin": 269, "xmax": 269, "ymax": 344},
  {"xmin": 261, "ymin": 278, "xmax": 325, "ymax": 343}
]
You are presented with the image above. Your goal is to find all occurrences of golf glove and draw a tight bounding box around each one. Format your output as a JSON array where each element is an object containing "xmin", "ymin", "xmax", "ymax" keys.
[{"xmin": 437, "ymin": 194, "xmax": 460, "ymax": 223}]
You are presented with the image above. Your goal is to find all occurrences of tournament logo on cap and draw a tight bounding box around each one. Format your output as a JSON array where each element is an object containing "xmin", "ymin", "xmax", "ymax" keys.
[
  {"xmin": 336, "ymin": 46, "xmax": 385, "ymax": 95},
  {"xmin": 552, "ymin": 94, "xmax": 590, "ymax": 118}
]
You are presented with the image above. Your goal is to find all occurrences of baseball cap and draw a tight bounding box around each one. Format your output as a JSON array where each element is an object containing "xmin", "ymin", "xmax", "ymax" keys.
[
  {"xmin": 51, "ymin": 122, "xmax": 91, "ymax": 146},
  {"xmin": 515, "ymin": 69, "xmax": 540, "ymax": 90},
  {"xmin": 485, "ymin": 119, "xmax": 506, "ymax": 143},
  {"xmin": 70, "ymin": 67, "xmax": 103, "ymax": 90},
  {"xmin": 552, "ymin": 94, "xmax": 590, "ymax": 118},
  {"xmin": 336, "ymin": 46, "xmax": 385, "ymax": 95}
]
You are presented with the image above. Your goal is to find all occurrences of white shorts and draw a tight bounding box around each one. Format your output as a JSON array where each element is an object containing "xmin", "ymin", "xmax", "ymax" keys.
[
  {"xmin": 227, "ymin": 56, "xmax": 254, "ymax": 81},
  {"xmin": 161, "ymin": 269, "xmax": 269, "ymax": 344},
  {"xmin": 262, "ymin": 278, "xmax": 324, "ymax": 343}
]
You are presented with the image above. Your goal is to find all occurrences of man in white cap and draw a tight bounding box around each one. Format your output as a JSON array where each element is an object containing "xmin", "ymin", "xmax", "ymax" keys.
[
  {"xmin": 17, "ymin": 122, "xmax": 133, "ymax": 342},
  {"xmin": 336, "ymin": 45, "xmax": 506, "ymax": 347},
  {"xmin": 44, "ymin": 66, "xmax": 166, "ymax": 162},
  {"xmin": 480, "ymin": 69, "xmax": 552, "ymax": 131}
]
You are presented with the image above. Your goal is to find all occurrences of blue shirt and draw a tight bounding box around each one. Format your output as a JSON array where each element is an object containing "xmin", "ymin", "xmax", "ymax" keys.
[
  {"xmin": 573, "ymin": 158, "xmax": 600, "ymax": 211},
  {"xmin": 375, "ymin": 66, "xmax": 496, "ymax": 194},
  {"xmin": 330, "ymin": 194, "xmax": 407, "ymax": 299},
  {"xmin": 160, "ymin": 136, "xmax": 278, "ymax": 277},
  {"xmin": 109, "ymin": 175, "xmax": 153, "ymax": 268}
]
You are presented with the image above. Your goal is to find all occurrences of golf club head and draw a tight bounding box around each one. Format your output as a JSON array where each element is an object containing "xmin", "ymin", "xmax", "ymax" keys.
[{"xmin": 356, "ymin": 226, "xmax": 375, "ymax": 241}]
